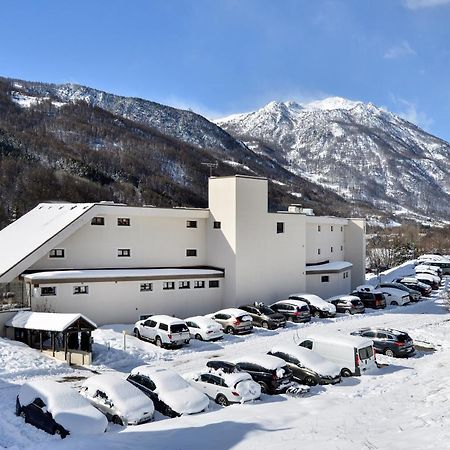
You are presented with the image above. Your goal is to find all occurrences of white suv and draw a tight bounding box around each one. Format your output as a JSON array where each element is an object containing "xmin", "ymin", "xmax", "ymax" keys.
[{"xmin": 134, "ymin": 315, "xmax": 190, "ymax": 348}]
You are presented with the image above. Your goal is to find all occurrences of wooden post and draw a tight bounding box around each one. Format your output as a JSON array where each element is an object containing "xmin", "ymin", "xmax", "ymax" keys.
[
  {"xmin": 39, "ymin": 331, "xmax": 43, "ymax": 351},
  {"xmin": 51, "ymin": 332, "xmax": 55, "ymax": 357}
]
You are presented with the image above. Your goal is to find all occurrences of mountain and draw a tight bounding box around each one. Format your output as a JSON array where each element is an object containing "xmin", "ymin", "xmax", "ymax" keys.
[
  {"xmin": 216, "ymin": 98, "xmax": 450, "ymax": 222},
  {"xmin": 0, "ymin": 78, "xmax": 375, "ymax": 229}
]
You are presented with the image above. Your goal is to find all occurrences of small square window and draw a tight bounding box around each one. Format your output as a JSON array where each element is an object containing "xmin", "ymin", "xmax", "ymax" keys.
[
  {"xmin": 331, "ymin": 246, "xmax": 334, "ymax": 253},
  {"xmin": 186, "ymin": 249, "xmax": 197, "ymax": 257},
  {"xmin": 318, "ymin": 248, "xmax": 321, "ymax": 255},
  {"xmin": 91, "ymin": 217, "xmax": 105, "ymax": 226},
  {"xmin": 209, "ymin": 280, "xmax": 220, "ymax": 288},
  {"xmin": 179, "ymin": 281, "xmax": 190, "ymax": 289},
  {"xmin": 41, "ymin": 287, "xmax": 56, "ymax": 296},
  {"xmin": 118, "ymin": 248, "xmax": 131, "ymax": 257},
  {"xmin": 117, "ymin": 218, "xmax": 130, "ymax": 226},
  {"xmin": 194, "ymin": 280, "xmax": 205, "ymax": 289},
  {"xmin": 73, "ymin": 285, "xmax": 89, "ymax": 295},
  {"xmin": 277, "ymin": 222, "xmax": 285, "ymax": 234},
  {"xmin": 318, "ymin": 225, "xmax": 321, "ymax": 232},
  {"xmin": 321, "ymin": 275, "xmax": 329, "ymax": 283},
  {"xmin": 140, "ymin": 283, "xmax": 153, "ymax": 292},
  {"xmin": 186, "ymin": 220, "xmax": 197, "ymax": 228},
  {"xmin": 49, "ymin": 249, "xmax": 65, "ymax": 258},
  {"xmin": 213, "ymin": 221, "xmax": 221, "ymax": 229},
  {"xmin": 331, "ymin": 226, "xmax": 334, "ymax": 232},
  {"xmin": 163, "ymin": 281, "xmax": 175, "ymax": 290}
]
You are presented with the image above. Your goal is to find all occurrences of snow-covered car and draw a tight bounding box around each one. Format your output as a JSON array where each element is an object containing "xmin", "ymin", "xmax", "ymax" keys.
[
  {"xmin": 233, "ymin": 354, "xmax": 293, "ymax": 394},
  {"xmin": 126, "ymin": 366, "xmax": 209, "ymax": 417},
  {"xmin": 185, "ymin": 316, "xmax": 224, "ymax": 341},
  {"xmin": 185, "ymin": 364, "xmax": 261, "ymax": 406},
  {"xmin": 415, "ymin": 272, "xmax": 440, "ymax": 290},
  {"xmin": 79, "ymin": 373, "xmax": 154, "ymax": 426},
  {"xmin": 288, "ymin": 293, "xmax": 336, "ymax": 318},
  {"xmin": 395, "ymin": 277, "xmax": 432, "ymax": 297},
  {"xmin": 378, "ymin": 282, "xmax": 421, "ymax": 302},
  {"xmin": 415, "ymin": 264, "xmax": 442, "ymax": 278},
  {"xmin": 376, "ymin": 287, "xmax": 410, "ymax": 306},
  {"xmin": 207, "ymin": 308, "xmax": 253, "ymax": 334},
  {"xmin": 134, "ymin": 315, "xmax": 190, "ymax": 348},
  {"xmin": 269, "ymin": 299, "xmax": 311, "ymax": 322},
  {"xmin": 268, "ymin": 343, "xmax": 341, "ymax": 385},
  {"xmin": 16, "ymin": 380, "xmax": 108, "ymax": 438},
  {"xmin": 326, "ymin": 295, "xmax": 365, "ymax": 315}
]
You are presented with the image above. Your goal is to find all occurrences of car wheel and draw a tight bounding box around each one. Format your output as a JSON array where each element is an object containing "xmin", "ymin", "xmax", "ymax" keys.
[
  {"xmin": 258, "ymin": 381, "xmax": 270, "ymax": 394},
  {"xmin": 304, "ymin": 376, "xmax": 318, "ymax": 386},
  {"xmin": 216, "ymin": 394, "xmax": 229, "ymax": 407},
  {"xmin": 112, "ymin": 415, "xmax": 123, "ymax": 426},
  {"xmin": 341, "ymin": 368, "xmax": 352, "ymax": 377},
  {"xmin": 19, "ymin": 410, "xmax": 26, "ymax": 419},
  {"xmin": 313, "ymin": 311, "xmax": 321, "ymax": 318},
  {"xmin": 390, "ymin": 301, "xmax": 398, "ymax": 306},
  {"xmin": 262, "ymin": 321, "xmax": 269, "ymax": 329},
  {"xmin": 134, "ymin": 328, "xmax": 141, "ymax": 339},
  {"xmin": 155, "ymin": 336, "xmax": 163, "ymax": 348},
  {"xmin": 225, "ymin": 326, "xmax": 234, "ymax": 334},
  {"xmin": 345, "ymin": 309, "xmax": 352, "ymax": 315},
  {"xmin": 287, "ymin": 316, "xmax": 294, "ymax": 322},
  {"xmin": 384, "ymin": 348, "xmax": 395, "ymax": 357},
  {"xmin": 195, "ymin": 334, "xmax": 203, "ymax": 341}
]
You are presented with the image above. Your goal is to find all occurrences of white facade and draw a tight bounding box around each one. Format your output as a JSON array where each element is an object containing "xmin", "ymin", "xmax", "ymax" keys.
[{"xmin": 0, "ymin": 176, "xmax": 366, "ymax": 325}]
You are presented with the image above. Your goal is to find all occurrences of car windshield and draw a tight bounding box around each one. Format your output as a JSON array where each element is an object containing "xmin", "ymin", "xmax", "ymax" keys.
[
  {"xmin": 259, "ymin": 306, "xmax": 276, "ymax": 315},
  {"xmin": 170, "ymin": 324, "xmax": 189, "ymax": 333},
  {"xmin": 358, "ymin": 346, "xmax": 374, "ymax": 360}
]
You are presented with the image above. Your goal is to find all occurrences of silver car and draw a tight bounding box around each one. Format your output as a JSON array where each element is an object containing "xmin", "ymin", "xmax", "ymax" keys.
[{"xmin": 208, "ymin": 308, "xmax": 253, "ymax": 334}]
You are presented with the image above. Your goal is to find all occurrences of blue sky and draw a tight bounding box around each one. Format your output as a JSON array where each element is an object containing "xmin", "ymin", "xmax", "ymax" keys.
[{"xmin": 1, "ymin": 0, "xmax": 450, "ymax": 140}]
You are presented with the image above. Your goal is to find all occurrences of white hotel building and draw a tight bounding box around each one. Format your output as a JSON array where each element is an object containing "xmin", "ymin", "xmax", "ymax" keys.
[{"xmin": 0, "ymin": 176, "xmax": 365, "ymax": 326}]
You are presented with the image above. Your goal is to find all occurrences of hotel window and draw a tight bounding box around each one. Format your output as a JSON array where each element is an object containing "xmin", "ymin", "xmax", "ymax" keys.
[
  {"xmin": 186, "ymin": 249, "xmax": 197, "ymax": 257},
  {"xmin": 318, "ymin": 225, "xmax": 321, "ymax": 232},
  {"xmin": 331, "ymin": 226, "xmax": 334, "ymax": 232},
  {"xmin": 140, "ymin": 283, "xmax": 153, "ymax": 292},
  {"xmin": 118, "ymin": 248, "xmax": 131, "ymax": 257},
  {"xmin": 277, "ymin": 222, "xmax": 285, "ymax": 234},
  {"xmin": 91, "ymin": 216, "xmax": 105, "ymax": 226},
  {"xmin": 117, "ymin": 218, "xmax": 130, "ymax": 226},
  {"xmin": 318, "ymin": 248, "xmax": 321, "ymax": 255},
  {"xmin": 341, "ymin": 245, "xmax": 343, "ymax": 251},
  {"xmin": 331, "ymin": 246, "xmax": 334, "ymax": 253},
  {"xmin": 341, "ymin": 226, "xmax": 343, "ymax": 232},
  {"xmin": 321, "ymin": 276, "xmax": 330, "ymax": 283},
  {"xmin": 209, "ymin": 280, "xmax": 220, "ymax": 288},
  {"xmin": 194, "ymin": 280, "xmax": 205, "ymax": 289},
  {"xmin": 163, "ymin": 281, "xmax": 175, "ymax": 290},
  {"xmin": 41, "ymin": 286, "xmax": 56, "ymax": 296},
  {"xmin": 49, "ymin": 249, "xmax": 65, "ymax": 258},
  {"xmin": 73, "ymin": 285, "xmax": 89, "ymax": 295},
  {"xmin": 186, "ymin": 220, "xmax": 197, "ymax": 228},
  {"xmin": 179, "ymin": 281, "xmax": 190, "ymax": 289},
  {"xmin": 213, "ymin": 221, "xmax": 221, "ymax": 229}
]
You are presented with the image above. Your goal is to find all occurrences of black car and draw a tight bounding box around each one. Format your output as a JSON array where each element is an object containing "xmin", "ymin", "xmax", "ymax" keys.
[
  {"xmin": 238, "ymin": 303, "xmax": 286, "ymax": 329},
  {"xmin": 269, "ymin": 300, "xmax": 312, "ymax": 323},
  {"xmin": 234, "ymin": 355, "xmax": 293, "ymax": 394},
  {"xmin": 351, "ymin": 328, "xmax": 415, "ymax": 357},
  {"xmin": 327, "ymin": 295, "xmax": 365, "ymax": 315},
  {"xmin": 378, "ymin": 283, "xmax": 421, "ymax": 302},
  {"xmin": 351, "ymin": 290, "xmax": 386, "ymax": 309},
  {"xmin": 394, "ymin": 278, "xmax": 432, "ymax": 297}
]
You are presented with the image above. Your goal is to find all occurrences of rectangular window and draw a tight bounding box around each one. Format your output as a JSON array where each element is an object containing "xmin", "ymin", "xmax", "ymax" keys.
[
  {"xmin": 341, "ymin": 245, "xmax": 343, "ymax": 251},
  {"xmin": 179, "ymin": 281, "xmax": 190, "ymax": 289},
  {"xmin": 140, "ymin": 283, "xmax": 153, "ymax": 292},
  {"xmin": 331, "ymin": 246, "xmax": 334, "ymax": 253},
  {"xmin": 318, "ymin": 225, "xmax": 321, "ymax": 232},
  {"xmin": 341, "ymin": 226, "xmax": 343, "ymax": 232},
  {"xmin": 277, "ymin": 222, "xmax": 285, "ymax": 234},
  {"xmin": 343, "ymin": 272, "xmax": 347, "ymax": 279},
  {"xmin": 41, "ymin": 286, "xmax": 56, "ymax": 296},
  {"xmin": 49, "ymin": 249, "xmax": 65, "ymax": 258},
  {"xmin": 117, "ymin": 218, "xmax": 130, "ymax": 226},
  {"xmin": 186, "ymin": 220, "xmax": 197, "ymax": 228},
  {"xmin": 73, "ymin": 285, "xmax": 89, "ymax": 295},
  {"xmin": 163, "ymin": 281, "xmax": 175, "ymax": 290},
  {"xmin": 209, "ymin": 280, "xmax": 220, "ymax": 288},
  {"xmin": 186, "ymin": 249, "xmax": 197, "ymax": 257},
  {"xmin": 213, "ymin": 221, "xmax": 221, "ymax": 229},
  {"xmin": 194, "ymin": 280, "xmax": 205, "ymax": 289},
  {"xmin": 321, "ymin": 275, "xmax": 330, "ymax": 283},
  {"xmin": 91, "ymin": 217, "xmax": 105, "ymax": 226},
  {"xmin": 318, "ymin": 248, "xmax": 321, "ymax": 255},
  {"xmin": 331, "ymin": 226, "xmax": 334, "ymax": 232},
  {"xmin": 117, "ymin": 248, "xmax": 131, "ymax": 257}
]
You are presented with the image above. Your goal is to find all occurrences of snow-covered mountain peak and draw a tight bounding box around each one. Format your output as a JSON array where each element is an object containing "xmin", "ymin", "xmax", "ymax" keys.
[{"xmin": 303, "ymin": 96, "xmax": 362, "ymax": 111}]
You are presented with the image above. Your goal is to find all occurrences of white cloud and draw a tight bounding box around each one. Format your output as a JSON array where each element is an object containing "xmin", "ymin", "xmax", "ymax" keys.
[
  {"xmin": 391, "ymin": 95, "xmax": 434, "ymax": 131},
  {"xmin": 384, "ymin": 41, "xmax": 416, "ymax": 60},
  {"xmin": 404, "ymin": 0, "xmax": 450, "ymax": 9}
]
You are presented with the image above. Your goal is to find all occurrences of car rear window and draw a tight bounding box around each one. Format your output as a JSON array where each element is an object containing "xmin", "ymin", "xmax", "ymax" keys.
[
  {"xmin": 170, "ymin": 324, "xmax": 188, "ymax": 333},
  {"xmin": 374, "ymin": 293, "xmax": 384, "ymax": 301},
  {"xmin": 351, "ymin": 300, "xmax": 361, "ymax": 306},
  {"xmin": 358, "ymin": 346, "xmax": 374, "ymax": 360},
  {"xmin": 397, "ymin": 334, "xmax": 410, "ymax": 342}
]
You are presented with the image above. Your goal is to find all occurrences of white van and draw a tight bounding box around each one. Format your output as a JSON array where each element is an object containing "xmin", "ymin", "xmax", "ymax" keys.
[{"xmin": 297, "ymin": 333, "xmax": 377, "ymax": 377}]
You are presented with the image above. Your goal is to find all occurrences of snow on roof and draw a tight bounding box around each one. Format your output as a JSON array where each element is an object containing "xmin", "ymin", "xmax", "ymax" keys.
[
  {"xmin": 0, "ymin": 203, "xmax": 96, "ymax": 283},
  {"xmin": 271, "ymin": 299, "xmax": 308, "ymax": 308},
  {"xmin": 185, "ymin": 316, "xmax": 222, "ymax": 328},
  {"xmin": 234, "ymin": 354, "xmax": 286, "ymax": 370},
  {"xmin": 212, "ymin": 308, "xmax": 251, "ymax": 317},
  {"xmin": 142, "ymin": 315, "xmax": 186, "ymax": 325},
  {"xmin": 5, "ymin": 311, "xmax": 96, "ymax": 332},
  {"xmin": 23, "ymin": 268, "xmax": 224, "ymax": 282},
  {"xmin": 131, "ymin": 366, "xmax": 189, "ymax": 389},
  {"xmin": 327, "ymin": 295, "xmax": 360, "ymax": 302},
  {"xmin": 305, "ymin": 261, "xmax": 353, "ymax": 274},
  {"xmin": 304, "ymin": 333, "xmax": 373, "ymax": 348}
]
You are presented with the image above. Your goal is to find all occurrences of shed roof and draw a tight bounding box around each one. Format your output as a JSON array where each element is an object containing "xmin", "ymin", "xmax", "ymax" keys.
[
  {"xmin": 305, "ymin": 261, "xmax": 353, "ymax": 274},
  {"xmin": 5, "ymin": 311, "xmax": 97, "ymax": 332}
]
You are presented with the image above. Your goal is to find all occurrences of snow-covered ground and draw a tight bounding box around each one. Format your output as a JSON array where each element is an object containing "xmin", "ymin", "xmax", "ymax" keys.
[{"xmin": 1, "ymin": 279, "xmax": 450, "ymax": 449}]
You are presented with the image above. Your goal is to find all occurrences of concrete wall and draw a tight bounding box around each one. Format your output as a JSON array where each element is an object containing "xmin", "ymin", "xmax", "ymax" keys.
[
  {"xmin": 344, "ymin": 219, "xmax": 367, "ymax": 289},
  {"xmin": 305, "ymin": 272, "xmax": 352, "ymax": 299},
  {"xmin": 30, "ymin": 278, "xmax": 223, "ymax": 326}
]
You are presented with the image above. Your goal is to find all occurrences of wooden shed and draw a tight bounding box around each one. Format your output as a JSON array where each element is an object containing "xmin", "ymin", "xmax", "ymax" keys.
[{"xmin": 5, "ymin": 311, "xmax": 96, "ymax": 366}]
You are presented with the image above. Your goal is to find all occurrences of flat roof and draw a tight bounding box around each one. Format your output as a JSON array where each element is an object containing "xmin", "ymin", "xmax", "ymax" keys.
[
  {"xmin": 23, "ymin": 268, "xmax": 225, "ymax": 283},
  {"xmin": 306, "ymin": 261, "xmax": 353, "ymax": 274}
]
